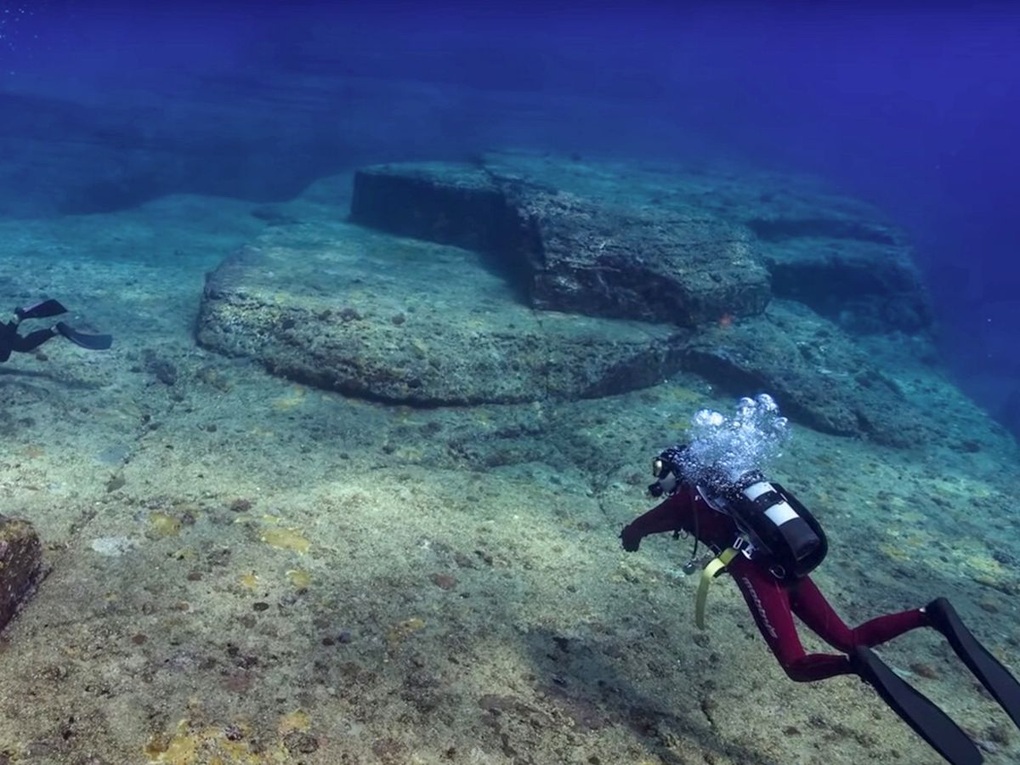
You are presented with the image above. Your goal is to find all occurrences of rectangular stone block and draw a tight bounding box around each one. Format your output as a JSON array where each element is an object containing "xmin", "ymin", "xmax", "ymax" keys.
[
  {"xmin": 349, "ymin": 158, "xmax": 772, "ymax": 327},
  {"xmin": 350, "ymin": 163, "xmax": 512, "ymax": 254}
]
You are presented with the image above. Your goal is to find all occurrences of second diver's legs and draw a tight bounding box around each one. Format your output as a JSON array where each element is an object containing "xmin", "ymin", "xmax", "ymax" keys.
[
  {"xmin": 11, "ymin": 327, "xmax": 57, "ymax": 354},
  {"xmin": 15, "ymin": 299, "xmax": 67, "ymax": 320},
  {"xmin": 55, "ymin": 322, "xmax": 113, "ymax": 351}
]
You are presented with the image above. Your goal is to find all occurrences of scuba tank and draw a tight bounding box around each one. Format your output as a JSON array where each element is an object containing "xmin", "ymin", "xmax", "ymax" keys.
[
  {"xmin": 698, "ymin": 470, "xmax": 827, "ymax": 582},
  {"xmin": 650, "ymin": 448, "xmax": 827, "ymax": 582}
]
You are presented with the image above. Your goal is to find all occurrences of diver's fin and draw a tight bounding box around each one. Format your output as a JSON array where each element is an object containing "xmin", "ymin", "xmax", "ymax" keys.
[
  {"xmin": 16, "ymin": 299, "xmax": 68, "ymax": 320},
  {"xmin": 926, "ymin": 597, "xmax": 1020, "ymax": 730},
  {"xmin": 852, "ymin": 647, "xmax": 982, "ymax": 765},
  {"xmin": 55, "ymin": 322, "xmax": 113, "ymax": 351}
]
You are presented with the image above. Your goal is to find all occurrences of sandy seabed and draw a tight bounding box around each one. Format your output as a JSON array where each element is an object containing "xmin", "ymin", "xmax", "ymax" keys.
[{"xmin": 0, "ymin": 181, "xmax": 1018, "ymax": 765}]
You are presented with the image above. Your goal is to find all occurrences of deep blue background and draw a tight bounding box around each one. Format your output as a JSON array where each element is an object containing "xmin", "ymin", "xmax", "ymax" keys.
[{"xmin": 2, "ymin": 1, "xmax": 1018, "ymax": 432}]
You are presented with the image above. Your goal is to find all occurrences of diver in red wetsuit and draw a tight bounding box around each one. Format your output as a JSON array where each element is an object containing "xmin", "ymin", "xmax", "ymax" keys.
[
  {"xmin": 620, "ymin": 395, "xmax": 1019, "ymax": 765},
  {"xmin": 621, "ymin": 478, "xmax": 931, "ymax": 682}
]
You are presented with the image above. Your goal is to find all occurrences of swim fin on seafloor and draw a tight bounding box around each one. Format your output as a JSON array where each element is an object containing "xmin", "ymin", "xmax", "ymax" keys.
[
  {"xmin": 55, "ymin": 321, "xmax": 113, "ymax": 351},
  {"xmin": 851, "ymin": 646, "xmax": 983, "ymax": 765},
  {"xmin": 925, "ymin": 597, "xmax": 1020, "ymax": 731}
]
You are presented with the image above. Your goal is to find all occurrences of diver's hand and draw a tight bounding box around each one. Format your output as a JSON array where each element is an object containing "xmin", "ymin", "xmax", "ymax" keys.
[{"xmin": 620, "ymin": 524, "xmax": 642, "ymax": 552}]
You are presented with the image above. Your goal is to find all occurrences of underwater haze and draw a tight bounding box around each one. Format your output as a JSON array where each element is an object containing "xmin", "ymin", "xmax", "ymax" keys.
[
  {"xmin": 3, "ymin": 2, "xmax": 1018, "ymax": 429},
  {"xmin": 1, "ymin": 3, "xmax": 1019, "ymax": 765}
]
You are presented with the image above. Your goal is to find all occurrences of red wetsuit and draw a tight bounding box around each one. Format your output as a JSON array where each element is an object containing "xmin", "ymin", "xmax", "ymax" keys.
[{"xmin": 621, "ymin": 484, "xmax": 931, "ymax": 682}]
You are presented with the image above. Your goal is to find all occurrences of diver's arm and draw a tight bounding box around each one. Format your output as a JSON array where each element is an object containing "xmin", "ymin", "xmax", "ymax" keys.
[{"xmin": 620, "ymin": 487, "xmax": 695, "ymax": 552}]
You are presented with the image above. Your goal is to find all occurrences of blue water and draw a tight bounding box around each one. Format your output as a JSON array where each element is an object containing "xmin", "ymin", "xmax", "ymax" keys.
[
  {"xmin": 2, "ymin": 2, "xmax": 1018, "ymax": 434},
  {"xmin": 2, "ymin": 7, "xmax": 1020, "ymax": 763}
]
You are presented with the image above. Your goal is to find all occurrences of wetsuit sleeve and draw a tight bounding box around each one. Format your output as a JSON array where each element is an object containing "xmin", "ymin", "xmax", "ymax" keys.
[{"xmin": 620, "ymin": 489, "xmax": 696, "ymax": 552}]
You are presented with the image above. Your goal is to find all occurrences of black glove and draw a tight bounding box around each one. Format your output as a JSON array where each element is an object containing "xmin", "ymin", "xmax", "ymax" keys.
[
  {"xmin": 621, "ymin": 492, "xmax": 688, "ymax": 552},
  {"xmin": 620, "ymin": 523, "xmax": 642, "ymax": 552}
]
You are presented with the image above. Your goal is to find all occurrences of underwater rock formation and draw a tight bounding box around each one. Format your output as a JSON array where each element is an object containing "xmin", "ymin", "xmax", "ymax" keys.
[
  {"xmin": 682, "ymin": 301, "xmax": 929, "ymax": 446},
  {"xmin": 198, "ymin": 152, "xmax": 935, "ymax": 446},
  {"xmin": 351, "ymin": 160, "xmax": 769, "ymax": 327},
  {"xmin": 196, "ymin": 222, "xmax": 690, "ymax": 405},
  {"xmin": 350, "ymin": 151, "xmax": 930, "ymax": 333}
]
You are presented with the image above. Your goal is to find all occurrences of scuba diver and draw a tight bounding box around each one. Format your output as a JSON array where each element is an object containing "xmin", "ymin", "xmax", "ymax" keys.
[
  {"xmin": 620, "ymin": 394, "xmax": 1019, "ymax": 765},
  {"xmin": 0, "ymin": 299, "xmax": 112, "ymax": 363}
]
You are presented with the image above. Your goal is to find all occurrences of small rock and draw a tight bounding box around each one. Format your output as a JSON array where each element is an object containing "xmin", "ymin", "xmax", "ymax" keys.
[
  {"xmin": 283, "ymin": 731, "xmax": 319, "ymax": 754},
  {"xmin": 90, "ymin": 536, "xmax": 136, "ymax": 557},
  {"xmin": 431, "ymin": 573, "xmax": 457, "ymax": 590}
]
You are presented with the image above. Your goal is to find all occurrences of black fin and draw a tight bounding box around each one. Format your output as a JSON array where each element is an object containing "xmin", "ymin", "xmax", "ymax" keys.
[
  {"xmin": 16, "ymin": 299, "xmax": 68, "ymax": 320},
  {"xmin": 55, "ymin": 322, "xmax": 113, "ymax": 351},
  {"xmin": 852, "ymin": 647, "xmax": 982, "ymax": 765},
  {"xmin": 927, "ymin": 598, "xmax": 1020, "ymax": 730}
]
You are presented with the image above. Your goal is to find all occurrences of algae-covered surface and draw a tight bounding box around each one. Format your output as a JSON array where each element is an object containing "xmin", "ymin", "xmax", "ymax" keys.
[{"xmin": 0, "ymin": 181, "xmax": 1018, "ymax": 765}]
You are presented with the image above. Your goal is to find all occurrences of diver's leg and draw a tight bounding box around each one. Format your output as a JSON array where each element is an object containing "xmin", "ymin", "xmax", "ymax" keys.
[
  {"xmin": 11, "ymin": 327, "xmax": 57, "ymax": 353},
  {"xmin": 790, "ymin": 576, "xmax": 927, "ymax": 652},
  {"xmin": 0, "ymin": 321, "xmax": 16, "ymax": 362},
  {"xmin": 729, "ymin": 559, "xmax": 852, "ymax": 682},
  {"xmin": 791, "ymin": 581, "xmax": 982, "ymax": 763}
]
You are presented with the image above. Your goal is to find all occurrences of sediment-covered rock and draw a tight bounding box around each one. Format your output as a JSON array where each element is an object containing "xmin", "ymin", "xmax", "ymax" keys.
[
  {"xmin": 351, "ymin": 160, "xmax": 769, "ymax": 327},
  {"xmin": 197, "ymin": 222, "xmax": 689, "ymax": 405},
  {"xmin": 0, "ymin": 515, "xmax": 44, "ymax": 633},
  {"xmin": 682, "ymin": 301, "xmax": 929, "ymax": 446},
  {"xmin": 349, "ymin": 151, "xmax": 931, "ymax": 333},
  {"xmin": 198, "ymin": 153, "xmax": 934, "ymax": 446}
]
